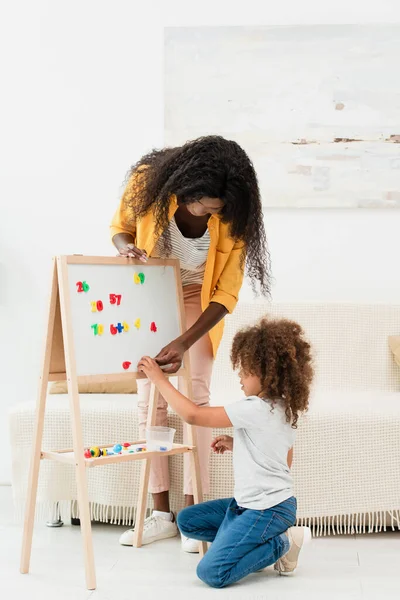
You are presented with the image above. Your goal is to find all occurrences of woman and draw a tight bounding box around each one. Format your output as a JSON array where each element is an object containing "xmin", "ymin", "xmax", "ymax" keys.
[{"xmin": 110, "ymin": 135, "xmax": 270, "ymax": 553}]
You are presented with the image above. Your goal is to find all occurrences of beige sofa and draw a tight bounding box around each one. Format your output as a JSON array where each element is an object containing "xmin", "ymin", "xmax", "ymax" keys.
[{"xmin": 9, "ymin": 303, "xmax": 400, "ymax": 535}]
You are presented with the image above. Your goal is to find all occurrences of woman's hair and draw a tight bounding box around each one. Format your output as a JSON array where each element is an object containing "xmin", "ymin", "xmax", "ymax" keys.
[
  {"xmin": 231, "ymin": 317, "xmax": 313, "ymax": 428},
  {"xmin": 123, "ymin": 135, "xmax": 271, "ymax": 295}
]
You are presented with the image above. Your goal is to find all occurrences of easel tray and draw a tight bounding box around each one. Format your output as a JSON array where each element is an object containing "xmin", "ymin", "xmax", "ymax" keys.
[{"xmin": 41, "ymin": 442, "xmax": 193, "ymax": 467}]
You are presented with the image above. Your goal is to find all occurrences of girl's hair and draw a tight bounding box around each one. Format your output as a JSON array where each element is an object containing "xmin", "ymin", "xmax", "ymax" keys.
[
  {"xmin": 123, "ymin": 135, "xmax": 271, "ymax": 295},
  {"xmin": 231, "ymin": 318, "xmax": 313, "ymax": 428}
]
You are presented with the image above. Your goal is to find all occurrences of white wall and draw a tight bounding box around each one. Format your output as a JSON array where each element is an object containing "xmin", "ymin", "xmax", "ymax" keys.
[{"xmin": 1, "ymin": 0, "xmax": 399, "ymax": 483}]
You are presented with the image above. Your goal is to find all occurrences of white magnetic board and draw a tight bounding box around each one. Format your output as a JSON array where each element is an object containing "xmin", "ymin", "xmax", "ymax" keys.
[{"xmin": 67, "ymin": 260, "xmax": 182, "ymax": 377}]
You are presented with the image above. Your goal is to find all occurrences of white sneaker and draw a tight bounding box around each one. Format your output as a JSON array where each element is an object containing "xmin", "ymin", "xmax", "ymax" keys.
[
  {"xmin": 180, "ymin": 533, "xmax": 200, "ymax": 553},
  {"xmin": 119, "ymin": 513, "xmax": 178, "ymax": 546},
  {"xmin": 274, "ymin": 526, "xmax": 312, "ymax": 575}
]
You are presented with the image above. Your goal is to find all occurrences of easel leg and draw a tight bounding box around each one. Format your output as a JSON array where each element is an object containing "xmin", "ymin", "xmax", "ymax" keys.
[
  {"xmin": 180, "ymin": 374, "xmax": 208, "ymax": 557},
  {"xmin": 132, "ymin": 383, "xmax": 159, "ymax": 548},
  {"xmin": 68, "ymin": 380, "xmax": 96, "ymax": 590},
  {"xmin": 20, "ymin": 260, "xmax": 58, "ymax": 574},
  {"xmin": 57, "ymin": 256, "xmax": 96, "ymax": 590},
  {"xmin": 74, "ymin": 448, "xmax": 96, "ymax": 590},
  {"xmin": 132, "ymin": 458, "xmax": 152, "ymax": 548},
  {"xmin": 20, "ymin": 373, "xmax": 50, "ymax": 573}
]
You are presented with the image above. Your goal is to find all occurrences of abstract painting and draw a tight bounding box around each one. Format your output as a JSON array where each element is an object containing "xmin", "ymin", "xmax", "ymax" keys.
[{"xmin": 164, "ymin": 26, "xmax": 400, "ymax": 208}]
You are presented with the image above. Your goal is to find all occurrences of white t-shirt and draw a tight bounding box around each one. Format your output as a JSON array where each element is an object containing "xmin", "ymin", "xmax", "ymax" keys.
[
  {"xmin": 153, "ymin": 217, "xmax": 210, "ymax": 286},
  {"xmin": 225, "ymin": 396, "xmax": 296, "ymax": 510}
]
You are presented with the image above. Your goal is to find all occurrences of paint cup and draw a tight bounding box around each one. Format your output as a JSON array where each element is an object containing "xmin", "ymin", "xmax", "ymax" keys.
[{"xmin": 145, "ymin": 426, "xmax": 176, "ymax": 452}]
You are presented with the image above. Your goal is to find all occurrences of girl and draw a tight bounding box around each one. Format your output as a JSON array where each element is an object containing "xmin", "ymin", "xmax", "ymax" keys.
[
  {"xmin": 138, "ymin": 317, "xmax": 313, "ymax": 588},
  {"xmin": 111, "ymin": 136, "xmax": 271, "ymax": 552}
]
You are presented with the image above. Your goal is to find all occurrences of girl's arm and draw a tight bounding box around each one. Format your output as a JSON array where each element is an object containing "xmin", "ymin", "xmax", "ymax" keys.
[{"xmin": 138, "ymin": 356, "xmax": 232, "ymax": 428}]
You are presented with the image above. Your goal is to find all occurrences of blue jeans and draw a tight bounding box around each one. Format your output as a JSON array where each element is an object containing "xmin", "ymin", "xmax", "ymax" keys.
[{"xmin": 177, "ymin": 496, "xmax": 297, "ymax": 588}]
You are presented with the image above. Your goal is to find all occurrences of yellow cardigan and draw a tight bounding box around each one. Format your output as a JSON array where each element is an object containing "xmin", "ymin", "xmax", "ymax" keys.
[{"xmin": 110, "ymin": 183, "xmax": 245, "ymax": 357}]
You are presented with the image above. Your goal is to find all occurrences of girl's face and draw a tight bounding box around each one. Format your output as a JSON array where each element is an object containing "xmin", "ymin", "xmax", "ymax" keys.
[
  {"xmin": 186, "ymin": 196, "xmax": 224, "ymax": 217},
  {"xmin": 239, "ymin": 369, "xmax": 263, "ymax": 397}
]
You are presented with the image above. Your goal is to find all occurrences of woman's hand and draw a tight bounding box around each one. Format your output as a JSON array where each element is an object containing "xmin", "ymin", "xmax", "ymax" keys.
[
  {"xmin": 154, "ymin": 339, "xmax": 186, "ymax": 374},
  {"xmin": 211, "ymin": 435, "xmax": 233, "ymax": 454},
  {"xmin": 118, "ymin": 243, "xmax": 148, "ymax": 263},
  {"xmin": 137, "ymin": 356, "xmax": 166, "ymax": 384},
  {"xmin": 113, "ymin": 233, "xmax": 148, "ymax": 262}
]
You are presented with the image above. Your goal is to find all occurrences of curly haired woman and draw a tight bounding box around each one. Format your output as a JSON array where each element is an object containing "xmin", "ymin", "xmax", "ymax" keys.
[
  {"xmin": 139, "ymin": 317, "xmax": 313, "ymax": 588},
  {"xmin": 110, "ymin": 136, "xmax": 271, "ymax": 552}
]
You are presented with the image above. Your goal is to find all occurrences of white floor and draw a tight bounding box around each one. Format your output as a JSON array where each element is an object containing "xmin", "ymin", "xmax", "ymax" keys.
[{"xmin": 1, "ymin": 487, "xmax": 399, "ymax": 600}]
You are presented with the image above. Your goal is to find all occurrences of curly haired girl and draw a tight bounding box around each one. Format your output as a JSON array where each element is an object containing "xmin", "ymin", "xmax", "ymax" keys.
[
  {"xmin": 112, "ymin": 136, "xmax": 271, "ymax": 552},
  {"xmin": 138, "ymin": 317, "xmax": 314, "ymax": 588}
]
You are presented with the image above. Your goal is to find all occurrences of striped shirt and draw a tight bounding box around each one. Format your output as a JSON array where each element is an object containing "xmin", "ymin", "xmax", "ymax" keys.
[{"xmin": 153, "ymin": 217, "xmax": 210, "ymax": 286}]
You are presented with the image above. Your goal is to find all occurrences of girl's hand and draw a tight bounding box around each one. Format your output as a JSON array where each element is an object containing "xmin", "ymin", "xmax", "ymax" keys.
[
  {"xmin": 154, "ymin": 339, "xmax": 186, "ymax": 374},
  {"xmin": 138, "ymin": 356, "xmax": 166, "ymax": 384},
  {"xmin": 118, "ymin": 243, "xmax": 148, "ymax": 263},
  {"xmin": 211, "ymin": 435, "xmax": 233, "ymax": 454}
]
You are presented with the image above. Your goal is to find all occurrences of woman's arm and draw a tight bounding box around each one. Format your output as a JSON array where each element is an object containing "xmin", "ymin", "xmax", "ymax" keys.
[
  {"xmin": 155, "ymin": 237, "xmax": 245, "ymax": 373},
  {"xmin": 154, "ymin": 302, "xmax": 227, "ymax": 372},
  {"xmin": 110, "ymin": 169, "xmax": 148, "ymax": 261},
  {"xmin": 138, "ymin": 356, "xmax": 233, "ymax": 428},
  {"xmin": 181, "ymin": 302, "xmax": 228, "ymax": 349}
]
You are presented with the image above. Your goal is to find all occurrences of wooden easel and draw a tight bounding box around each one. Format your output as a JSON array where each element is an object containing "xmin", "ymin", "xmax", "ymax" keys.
[{"xmin": 20, "ymin": 256, "xmax": 207, "ymax": 590}]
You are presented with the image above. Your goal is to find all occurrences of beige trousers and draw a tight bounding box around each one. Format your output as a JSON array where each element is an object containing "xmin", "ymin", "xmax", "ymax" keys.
[{"xmin": 137, "ymin": 284, "xmax": 213, "ymax": 495}]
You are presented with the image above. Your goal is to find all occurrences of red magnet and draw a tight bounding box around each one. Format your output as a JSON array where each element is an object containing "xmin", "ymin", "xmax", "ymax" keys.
[
  {"xmin": 122, "ymin": 361, "xmax": 131, "ymax": 370},
  {"xmin": 150, "ymin": 322, "xmax": 157, "ymax": 332}
]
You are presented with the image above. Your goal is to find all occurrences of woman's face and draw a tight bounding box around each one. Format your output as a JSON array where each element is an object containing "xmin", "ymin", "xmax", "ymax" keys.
[{"xmin": 186, "ymin": 196, "xmax": 224, "ymax": 217}]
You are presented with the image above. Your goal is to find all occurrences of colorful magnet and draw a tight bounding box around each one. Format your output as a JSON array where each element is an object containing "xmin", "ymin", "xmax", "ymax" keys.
[
  {"xmin": 109, "ymin": 294, "xmax": 121, "ymax": 305},
  {"xmin": 97, "ymin": 324, "xmax": 104, "ymax": 335},
  {"xmin": 91, "ymin": 324, "xmax": 98, "ymax": 335},
  {"xmin": 134, "ymin": 318, "xmax": 141, "ymax": 330},
  {"xmin": 133, "ymin": 272, "xmax": 141, "ymax": 284},
  {"xmin": 138, "ymin": 272, "xmax": 145, "ymax": 284},
  {"xmin": 122, "ymin": 361, "xmax": 131, "ymax": 370},
  {"xmin": 76, "ymin": 281, "xmax": 90, "ymax": 293},
  {"xmin": 123, "ymin": 321, "xmax": 129, "ymax": 332},
  {"xmin": 110, "ymin": 324, "xmax": 117, "ymax": 335},
  {"xmin": 150, "ymin": 322, "xmax": 157, "ymax": 333}
]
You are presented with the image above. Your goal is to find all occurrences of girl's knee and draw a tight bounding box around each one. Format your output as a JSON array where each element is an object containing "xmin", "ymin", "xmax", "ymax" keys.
[
  {"xmin": 196, "ymin": 560, "xmax": 226, "ymax": 589},
  {"xmin": 177, "ymin": 506, "xmax": 195, "ymax": 535}
]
